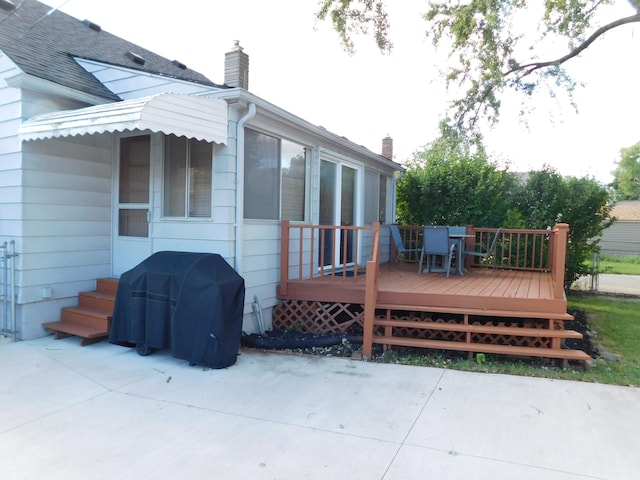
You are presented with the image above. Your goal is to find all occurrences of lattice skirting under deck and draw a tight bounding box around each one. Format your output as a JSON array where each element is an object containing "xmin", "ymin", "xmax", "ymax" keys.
[
  {"xmin": 273, "ymin": 300, "xmax": 566, "ymax": 349},
  {"xmin": 374, "ymin": 314, "xmax": 562, "ymax": 349},
  {"xmin": 273, "ymin": 300, "xmax": 364, "ymax": 334}
]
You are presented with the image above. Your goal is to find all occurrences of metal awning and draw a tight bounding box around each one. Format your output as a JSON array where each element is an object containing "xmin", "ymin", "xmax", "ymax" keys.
[{"xmin": 19, "ymin": 93, "xmax": 228, "ymax": 144}]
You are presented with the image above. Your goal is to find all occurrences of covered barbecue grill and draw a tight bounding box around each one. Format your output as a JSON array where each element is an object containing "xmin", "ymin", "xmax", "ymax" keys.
[{"xmin": 109, "ymin": 252, "xmax": 245, "ymax": 368}]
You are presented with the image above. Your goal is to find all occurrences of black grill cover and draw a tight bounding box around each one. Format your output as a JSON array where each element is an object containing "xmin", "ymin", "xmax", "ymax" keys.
[{"xmin": 109, "ymin": 252, "xmax": 245, "ymax": 368}]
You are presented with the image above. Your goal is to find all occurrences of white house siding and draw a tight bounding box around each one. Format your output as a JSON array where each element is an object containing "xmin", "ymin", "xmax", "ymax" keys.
[
  {"xmin": 242, "ymin": 222, "xmax": 281, "ymax": 332},
  {"xmin": 0, "ymin": 55, "xmax": 23, "ymax": 238},
  {"xmin": 21, "ymin": 88, "xmax": 89, "ymax": 119},
  {"xmin": 150, "ymin": 221, "xmax": 233, "ymax": 256},
  {"xmin": 0, "ymin": 55, "xmax": 24, "ymax": 336},
  {"xmin": 232, "ymin": 110, "xmax": 399, "ymax": 334},
  {"xmin": 601, "ymin": 221, "xmax": 640, "ymax": 256},
  {"xmin": 76, "ymin": 59, "xmax": 221, "ymax": 99},
  {"xmin": 17, "ymin": 135, "xmax": 113, "ymax": 339}
]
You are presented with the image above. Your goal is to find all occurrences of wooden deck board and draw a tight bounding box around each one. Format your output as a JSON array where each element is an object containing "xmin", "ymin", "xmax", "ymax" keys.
[{"xmin": 279, "ymin": 263, "xmax": 566, "ymax": 317}]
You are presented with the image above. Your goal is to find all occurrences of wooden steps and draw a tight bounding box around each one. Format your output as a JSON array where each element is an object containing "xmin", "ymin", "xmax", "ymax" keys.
[
  {"xmin": 372, "ymin": 306, "xmax": 592, "ymax": 366},
  {"xmin": 371, "ymin": 335, "xmax": 593, "ymax": 363},
  {"xmin": 43, "ymin": 278, "xmax": 118, "ymax": 346},
  {"xmin": 374, "ymin": 318, "xmax": 584, "ymax": 339},
  {"xmin": 375, "ymin": 303, "xmax": 574, "ymax": 321}
]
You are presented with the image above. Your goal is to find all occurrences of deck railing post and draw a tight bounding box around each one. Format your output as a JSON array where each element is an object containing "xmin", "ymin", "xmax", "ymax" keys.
[
  {"xmin": 551, "ymin": 223, "xmax": 569, "ymax": 299},
  {"xmin": 363, "ymin": 222, "xmax": 380, "ymax": 359},
  {"xmin": 280, "ymin": 220, "xmax": 290, "ymax": 296}
]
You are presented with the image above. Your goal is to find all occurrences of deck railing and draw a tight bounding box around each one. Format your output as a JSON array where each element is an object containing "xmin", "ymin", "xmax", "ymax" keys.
[
  {"xmin": 279, "ymin": 220, "xmax": 378, "ymax": 296},
  {"xmin": 471, "ymin": 227, "xmax": 553, "ymax": 271},
  {"xmin": 363, "ymin": 223, "xmax": 380, "ymax": 354},
  {"xmin": 393, "ymin": 224, "xmax": 569, "ymax": 279},
  {"xmin": 280, "ymin": 222, "xmax": 569, "ymax": 299}
]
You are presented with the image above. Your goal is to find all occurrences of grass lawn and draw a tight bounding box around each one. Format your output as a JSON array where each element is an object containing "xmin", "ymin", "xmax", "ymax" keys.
[
  {"xmin": 596, "ymin": 255, "xmax": 640, "ymax": 275},
  {"xmin": 374, "ymin": 294, "xmax": 640, "ymax": 387},
  {"xmin": 566, "ymin": 295, "xmax": 640, "ymax": 386}
]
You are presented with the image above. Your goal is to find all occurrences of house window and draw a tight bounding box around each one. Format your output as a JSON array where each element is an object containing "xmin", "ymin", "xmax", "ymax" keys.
[
  {"xmin": 163, "ymin": 135, "xmax": 212, "ymax": 218},
  {"xmin": 244, "ymin": 129, "xmax": 308, "ymax": 220},
  {"xmin": 281, "ymin": 140, "xmax": 307, "ymax": 221},
  {"xmin": 364, "ymin": 170, "xmax": 389, "ymax": 224}
]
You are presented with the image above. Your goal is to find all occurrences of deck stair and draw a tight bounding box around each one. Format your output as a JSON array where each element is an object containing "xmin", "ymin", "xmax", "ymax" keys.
[
  {"xmin": 43, "ymin": 278, "xmax": 118, "ymax": 346},
  {"xmin": 373, "ymin": 303, "xmax": 592, "ymax": 365}
]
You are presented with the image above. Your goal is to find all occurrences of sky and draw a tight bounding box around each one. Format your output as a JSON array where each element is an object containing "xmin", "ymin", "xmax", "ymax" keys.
[{"xmin": 54, "ymin": 0, "xmax": 640, "ymax": 184}]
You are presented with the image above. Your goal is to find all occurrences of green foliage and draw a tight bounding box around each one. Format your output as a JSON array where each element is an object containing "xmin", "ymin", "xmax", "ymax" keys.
[
  {"xmin": 396, "ymin": 123, "xmax": 512, "ymax": 226},
  {"xmin": 503, "ymin": 207, "xmax": 526, "ymax": 228},
  {"xmin": 396, "ymin": 134, "xmax": 613, "ymax": 290},
  {"xmin": 316, "ymin": 0, "xmax": 392, "ymax": 54},
  {"xmin": 516, "ymin": 167, "xmax": 614, "ymax": 288},
  {"xmin": 568, "ymin": 295, "xmax": 640, "ymax": 386},
  {"xmin": 597, "ymin": 255, "xmax": 640, "ymax": 275},
  {"xmin": 317, "ymin": 0, "xmax": 640, "ymax": 130},
  {"xmin": 612, "ymin": 141, "xmax": 640, "ymax": 200}
]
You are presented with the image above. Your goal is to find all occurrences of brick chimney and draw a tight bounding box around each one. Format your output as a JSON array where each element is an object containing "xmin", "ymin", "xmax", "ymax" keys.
[
  {"xmin": 382, "ymin": 135, "xmax": 393, "ymax": 160},
  {"xmin": 225, "ymin": 40, "xmax": 249, "ymax": 89}
]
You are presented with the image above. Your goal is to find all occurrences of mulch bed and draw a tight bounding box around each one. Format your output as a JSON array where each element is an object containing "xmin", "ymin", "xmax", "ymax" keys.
[
  {"xmin": 242, "ymin": 308, "xmax": 599, "ymax": 364},
  {"xmin": 563, "ymin": 307, "xmax": 599, "ymax": 357}
]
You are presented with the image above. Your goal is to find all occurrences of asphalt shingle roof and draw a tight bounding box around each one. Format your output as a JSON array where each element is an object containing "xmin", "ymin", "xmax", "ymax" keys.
[
  {"xmin": 0, "ymin": 0, "xmax": 221, "ymax": 101},
  {"xmin": 611, "ymin": 201, "xmax": 640, "ymax": 221}
]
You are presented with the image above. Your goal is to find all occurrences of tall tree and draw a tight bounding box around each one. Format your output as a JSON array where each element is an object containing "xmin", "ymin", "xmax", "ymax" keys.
[
  {"xmin": 396, "ymin": 123, "xmax": 513, "ymax": 227},
  {"xmin": 517, "ymin": 167, "xmax": 614, "ymax": 288},
  {"xmin": 317, "ymin": 0, "xmax": 640, "ymax": 130},
  {"xmin": 612, "ymin": 141, "xmax": 640, "ymax": 200}
]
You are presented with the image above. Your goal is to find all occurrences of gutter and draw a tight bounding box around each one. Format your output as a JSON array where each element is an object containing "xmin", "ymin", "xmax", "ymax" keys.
[
  {"xmin": 211, "ymin": 89, "xmax": 402, "ymax": 173},
  {"xmin": 234, "ymin": 102, "xmax": 256, "ymax": 274}
]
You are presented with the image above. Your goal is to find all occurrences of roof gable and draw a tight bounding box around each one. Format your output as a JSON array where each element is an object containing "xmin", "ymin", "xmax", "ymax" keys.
[{"xmin": 0, "ymin": 0, "xmax": 221, "ymax": 101}]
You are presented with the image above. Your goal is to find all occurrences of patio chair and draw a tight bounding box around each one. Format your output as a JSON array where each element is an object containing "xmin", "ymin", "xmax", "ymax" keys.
[
  {"xmin": 448, "ymin": 225, "xmax": 468, "ymax": 275},
  {"xmin": 418, "ymin": 226, "xmax": 457, "ymax": 278},
  {"xmin": 389, "ymin": 224, "xmax": 421, "ymax": 264},
  {"xmin": 464, "ymin": 228, "xmax": 503, "ymax": 267}
]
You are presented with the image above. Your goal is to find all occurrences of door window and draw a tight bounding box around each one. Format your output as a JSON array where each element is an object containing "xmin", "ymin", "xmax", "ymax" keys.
[{"xmin": 118, "ymin": 135, "xmax": 150, "ymax": 237}]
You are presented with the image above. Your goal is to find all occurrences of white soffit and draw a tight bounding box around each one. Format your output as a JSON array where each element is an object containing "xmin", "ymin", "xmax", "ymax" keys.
[{"xmin": 19, "ymin": 93, "xmax": 228, "ymax": 144}]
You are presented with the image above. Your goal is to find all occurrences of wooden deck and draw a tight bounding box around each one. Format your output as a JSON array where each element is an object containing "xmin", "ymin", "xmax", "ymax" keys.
[
  {"xmin": 276, "ymin": 222, "xmax": 592, "ymax": 364},
  {"xmin": 279, "ymin": 265, "xmax": 569, "ymax": 317}
]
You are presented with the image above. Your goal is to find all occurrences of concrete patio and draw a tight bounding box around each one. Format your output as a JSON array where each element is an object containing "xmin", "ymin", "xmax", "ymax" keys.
[{"xmin": 1, "ymin": 335, "xmax": 638, "ymax": 479}]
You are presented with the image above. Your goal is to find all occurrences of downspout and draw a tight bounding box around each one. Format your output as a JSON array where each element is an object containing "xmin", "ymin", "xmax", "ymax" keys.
[
  {"xmin": 234, "ymin": 103, "xmax": 256, "ymax": 274},
  {"xmin": 10, "ymin": 240, "xmax": 16, "ymax": 342}
]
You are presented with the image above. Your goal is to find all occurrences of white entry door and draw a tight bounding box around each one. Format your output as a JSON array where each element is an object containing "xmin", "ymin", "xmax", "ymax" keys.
[{"xmin": 113, "ymin": 135, "xmax": 152, "ymax": 276}]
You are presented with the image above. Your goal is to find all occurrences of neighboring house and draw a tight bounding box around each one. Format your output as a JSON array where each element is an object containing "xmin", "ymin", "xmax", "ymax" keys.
[
  {"xmin": 600, "ymin": 201, "xmax": 640, "ymax": 257},
  {"xmin": 0, "ymin": 0, "xmax": 402, "ymax": 340}
]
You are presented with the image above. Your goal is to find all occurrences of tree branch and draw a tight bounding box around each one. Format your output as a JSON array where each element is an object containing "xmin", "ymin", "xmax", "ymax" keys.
[{"xmin": 504, "ymin": 13, "xmax": 640, "ymax": 79}]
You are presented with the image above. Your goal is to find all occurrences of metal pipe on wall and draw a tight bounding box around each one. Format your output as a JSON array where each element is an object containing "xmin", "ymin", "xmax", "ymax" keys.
[
  {"xmin": 2, "ymin": 241, "xmax": 7, "ymax": 337},
  {"xmin": 1, "ymin": 240, "xmax": 18, "ymax": 341},
  {"xmin": 10, "ymin": 240, "xmax": 16, "ymax": 342},
  {"xmin": 234, "ymin": 102, "xmax": 256, "ymax": 275}
]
